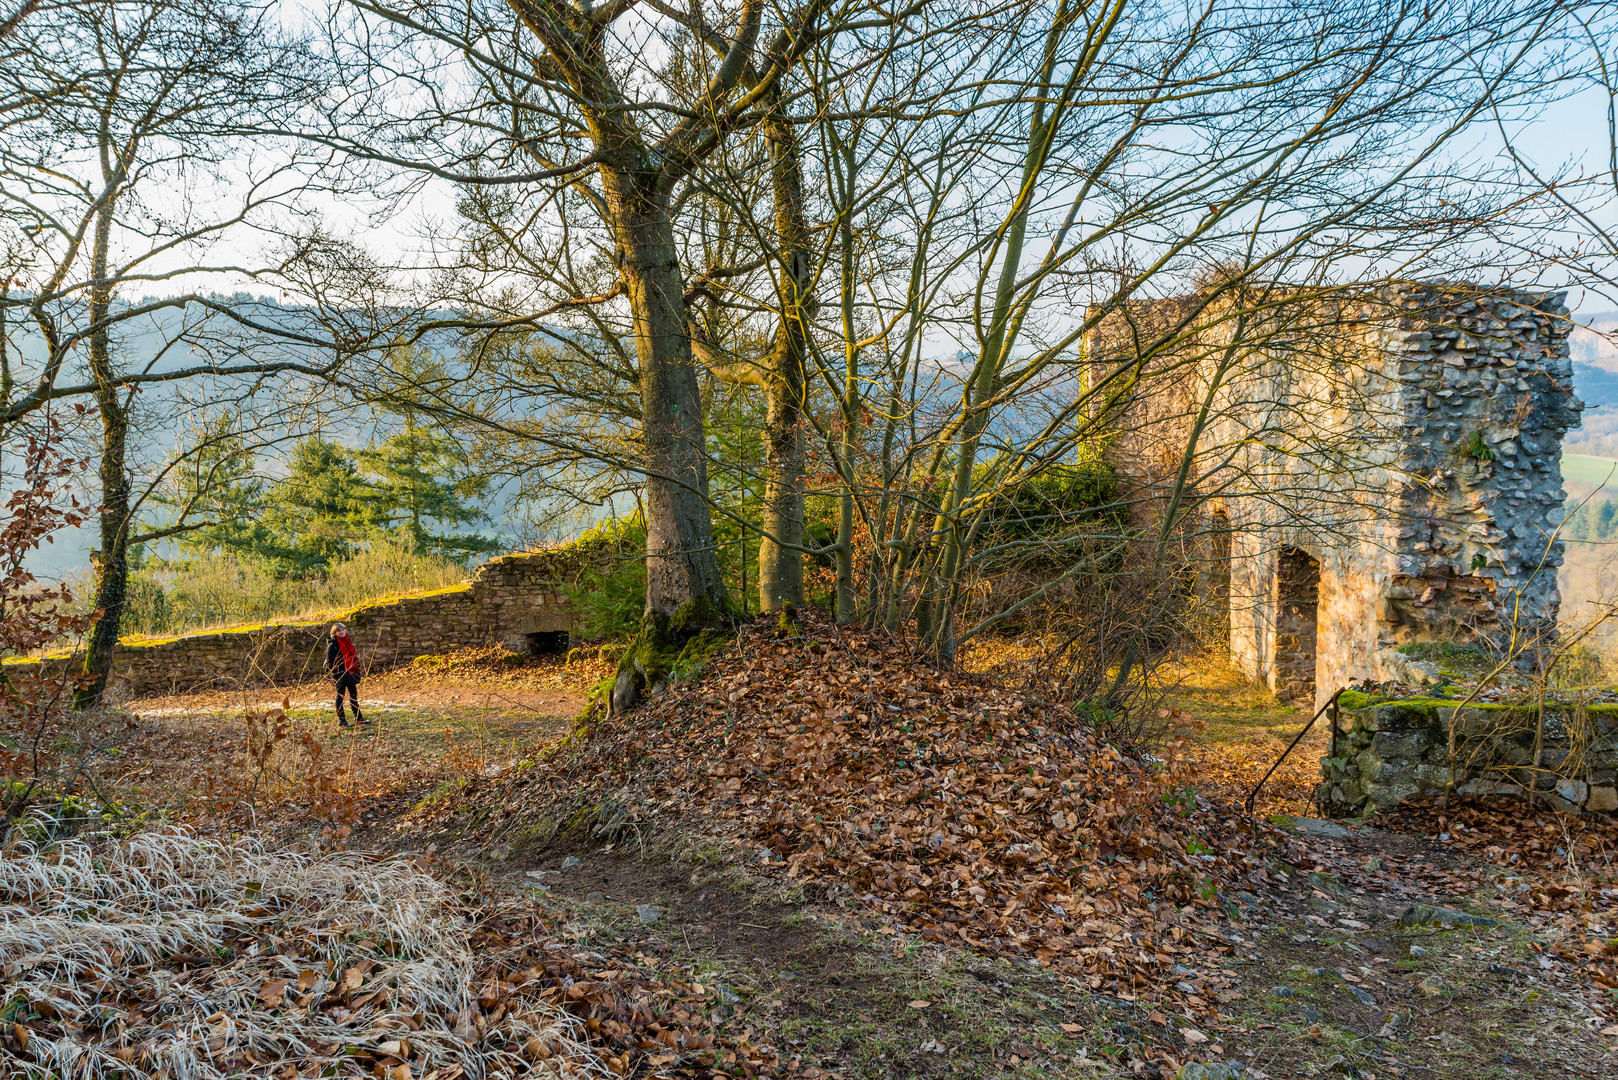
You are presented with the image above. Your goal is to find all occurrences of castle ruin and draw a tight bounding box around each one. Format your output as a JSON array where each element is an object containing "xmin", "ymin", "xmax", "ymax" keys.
[{"xmin": 1091, "ymin": 285, "xmax": 1580, "ymax": 708}]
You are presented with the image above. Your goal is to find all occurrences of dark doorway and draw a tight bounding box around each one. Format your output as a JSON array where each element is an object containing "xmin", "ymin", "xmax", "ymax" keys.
[
  {"xmin": 1207, "ymin": 509, "xmax": 1232, "ymax": 643},
  {"xmin": 1274, "ymin": 547, "xmax": 1320, "ymax": 703},
  {"xmin": 525, "ymin": 630, "xmax": 569, "ymax": 656}
]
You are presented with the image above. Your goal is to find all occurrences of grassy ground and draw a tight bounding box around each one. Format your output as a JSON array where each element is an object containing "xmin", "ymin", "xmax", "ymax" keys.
[
  {"xmin": 1161, "ymin": 657, "xmax": 1331, "ymax": 817},
  {"xmin": 497, "ymin": 838, "xmax": 1116, "ymax": 1079}
]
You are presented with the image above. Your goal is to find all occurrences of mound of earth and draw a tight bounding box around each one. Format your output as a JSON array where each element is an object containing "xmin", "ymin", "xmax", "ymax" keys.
[{"xmin": 416, "ymin": 612, "xmax": 1301, "ymax": 1014}]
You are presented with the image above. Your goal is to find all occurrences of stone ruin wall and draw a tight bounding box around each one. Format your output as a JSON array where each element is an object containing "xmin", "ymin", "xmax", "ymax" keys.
[
  {"xmin": 11, "ymin": 549, "xmax": 577, "ymax": 697},
  {"xmin": 1093, "ymin": 285, "xmax": 1579, "ymax": 708},
  {"xmin": 1320, "ymin": 699, "xmax": 1618, "ymax": 815}
]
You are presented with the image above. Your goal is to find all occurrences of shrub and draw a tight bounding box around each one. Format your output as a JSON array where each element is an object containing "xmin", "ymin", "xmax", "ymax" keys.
[
  {"xmin": 563, "ymin": 515, "xmax": 646, "ymax": 641},
  {"xmin": 86, "ymin": 536, "xmax": 472, "ymax": 639}
]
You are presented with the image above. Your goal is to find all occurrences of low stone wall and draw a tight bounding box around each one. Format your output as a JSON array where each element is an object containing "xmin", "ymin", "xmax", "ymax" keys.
[
  {"xmin": 10, "ymin": 548, "xmax": 581, "ymax": 697},
  {"xmin": 1318, "ymin": 699, "xmax": 1618, "ymax": 815}
]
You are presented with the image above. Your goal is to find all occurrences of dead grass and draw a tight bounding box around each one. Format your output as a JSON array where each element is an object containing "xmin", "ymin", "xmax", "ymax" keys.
[{"xmin": 1, "ymin": 825, "xmax": 605, "ymax": 1079}]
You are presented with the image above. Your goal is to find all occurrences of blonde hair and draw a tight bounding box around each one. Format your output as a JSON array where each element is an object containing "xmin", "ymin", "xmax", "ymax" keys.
[{"xmin": 329, "ymin": 622, "xmax": 348, "ymax": 638}]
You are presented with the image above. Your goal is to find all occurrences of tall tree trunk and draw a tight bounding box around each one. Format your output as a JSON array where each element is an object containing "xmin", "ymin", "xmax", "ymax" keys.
[
  {"xmin": 758, "ymin": 100, "xmax": 807, "ymax": 614},
  {"xmin": 605, "ymin": 184, "xmax": 733, "ymax": 714},
  {"xmin": 833, "ymin": 143, "xmax": 859, "ymax": 623},
  {"xmin": 76, "ymin": 197, "xmax": 128, "ymax": 709},
  {"xmin": 604, "ymin": 173, "xmax": 730, "ymax": 620},
  {"xmin": 504, "ymin": 0, "xmax": 766, "ymax": 712}
]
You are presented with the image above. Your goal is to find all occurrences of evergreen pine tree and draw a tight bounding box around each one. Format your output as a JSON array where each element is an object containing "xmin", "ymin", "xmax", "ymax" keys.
[
  {"xmin": 164, "ymin": 419, "xmax": 277, "ymax": 562},
  {"xmin": 357, "ymin": 426, "xmax": 499, "ymax": 561},
  {"xmin": 260, "ymin": 437, "xmax": 377, "ymax": 574}
]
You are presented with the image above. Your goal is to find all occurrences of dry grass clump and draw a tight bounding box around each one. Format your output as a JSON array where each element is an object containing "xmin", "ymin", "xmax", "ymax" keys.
[{"xmin": 1, "ymin": 822, "xmax": 605, "ymax": 1079}]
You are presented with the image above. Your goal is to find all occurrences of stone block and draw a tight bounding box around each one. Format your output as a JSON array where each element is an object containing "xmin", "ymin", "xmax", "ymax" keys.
[
  {"xmin": 1411, "ymin": 764, "xmax": 1455, "ymax": 788},
  {"xmin": 1362, "ymin": 703, "xmax": 1437, "ymax": 732},
  {"xmin": 1448, "ymin": 708, "xmax": 1507, "ymax": 740},
  {"xmin": 1364, "ymin": 780, "xmax": 1421, "ymax": 809},
  {"xmin": 1494, "ymin": 742, "xmax": 1533, "ymax": 766},
  {"xmin": 1354, "ymin": 750, "xmax": 1406, "ymax": 784},
  {"xmin": 1588, "ymin": 786, "xmax": 1618, "ymax": 812},
  {"xmin": 1556, "ymin": 779, "xmax": 1589, "ymax": 806},
  {"xmin": 1372, "ymin": 730, "xmax": 1435, "ymax": 759},
  {"xmin": 1330, "ymin": 780, "xmax": 1365, "ymax": 806}
]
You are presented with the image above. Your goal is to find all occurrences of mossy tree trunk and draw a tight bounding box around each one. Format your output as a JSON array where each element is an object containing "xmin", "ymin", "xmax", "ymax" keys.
[
  {"xmin": 76, "ymin": 181, "xmax": 128, "ymax": 710},
  {"xmin": 758, "ymin": 91, "xmax": 808, "ymax": 614}
]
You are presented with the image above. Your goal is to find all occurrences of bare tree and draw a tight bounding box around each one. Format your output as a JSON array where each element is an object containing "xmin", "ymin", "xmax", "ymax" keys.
[
  {"xmin": 314, "ymin": 0, "xmax": 940, "ymax": 706},
  {"xmin": 0, "ymin": 0, "xmax": 384, "ymax": 704},
  {"xmin": 233, "ymin": 0, "xmax": 1613, "ymax": 728},
  {"xmin": 753, "ymin": 0, "xmax": 1608, "ymax": 701}
]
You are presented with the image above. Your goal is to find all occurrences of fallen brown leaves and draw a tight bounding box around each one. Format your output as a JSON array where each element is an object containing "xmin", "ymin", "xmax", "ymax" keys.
[
  {"xmin": 0, "ymin": 829, "xmax": 804, "ymax": 1079},
  {"xmin": 406, "ymin": 648, "xmax": 614, "ymax": 694},
  {"xmin": 1180, "ymin": 737, "xmax": 1324, "ymax": 818},
  {"xmin": 427, "ymin": 613, "xmax": 1299, "ymax": 1025}
]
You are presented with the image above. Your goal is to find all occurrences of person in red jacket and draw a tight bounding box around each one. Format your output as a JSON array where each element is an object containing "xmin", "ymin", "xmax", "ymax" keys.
[{"xmin": 326, "ymin": 622, "xmax": 366, "ymax": 727}]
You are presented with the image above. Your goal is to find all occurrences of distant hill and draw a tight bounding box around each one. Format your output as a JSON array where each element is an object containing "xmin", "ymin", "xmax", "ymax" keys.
[
  {"xmin": 1574, "ymin": 362, "xmax": 1618, "ymax": 409},
  {"xmin": 1562, "ymin": 315, "xmax": 1618, "ymax": 458},
  {"xmin": 1572, "ymin": 311, "xmax": 1618, "ymax": 372}
]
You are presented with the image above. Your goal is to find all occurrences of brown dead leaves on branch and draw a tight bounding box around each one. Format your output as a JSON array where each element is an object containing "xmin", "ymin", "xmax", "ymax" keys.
[
  {"xmin": 0, "ymin": 410, "xmax": 100, "ymax": 827},
  {"xmin": 433, "ymin": 612, "xmax": 1299, "ymax": 1013}
]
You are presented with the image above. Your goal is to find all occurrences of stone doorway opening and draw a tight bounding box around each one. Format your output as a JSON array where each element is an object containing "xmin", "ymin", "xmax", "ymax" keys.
[
  {"xmin": 1275, "ymin": 547, "xmax": 1320, "ymax": 703},
  {"xmin": 524, "ymin": 630, "xmax": 569, "ymax": 656},
  {"xmin": 1207, "ymin": 509, "xmax": 1232, "ymax": 645}
]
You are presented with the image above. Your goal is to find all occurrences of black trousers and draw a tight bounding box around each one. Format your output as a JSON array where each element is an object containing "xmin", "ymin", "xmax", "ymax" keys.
[{"xmin": 334, "ymin": 672, "xmax": 361, "ymax": 719}]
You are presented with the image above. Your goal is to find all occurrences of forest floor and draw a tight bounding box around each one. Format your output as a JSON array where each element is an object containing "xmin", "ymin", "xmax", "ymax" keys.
[{"xmin": 10, "ymin": 634, "xmax": 1617, "ymax": 1080}]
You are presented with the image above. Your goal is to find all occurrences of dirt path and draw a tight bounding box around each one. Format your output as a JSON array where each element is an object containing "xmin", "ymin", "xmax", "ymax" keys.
[
  {"xmin": 89, "ymin": 672, "xmax": 585, "ymax": 831},
  {"xmin": 130, "ymin": 672, "xmax": 583, "ymax": 718}
]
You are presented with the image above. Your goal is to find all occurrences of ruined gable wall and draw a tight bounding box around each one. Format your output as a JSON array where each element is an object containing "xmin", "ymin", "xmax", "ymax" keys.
[
  {"xmin": 1377, "ymin": 287, "xmax": 1578, "ymax": 648},
  {"xmin": 1093, "ymin": 292, "xmax": 1413, "ymax": 701},
  {"xmin": 1092, "ymin": 285, "xmax": 1577, "ymax": 706}
]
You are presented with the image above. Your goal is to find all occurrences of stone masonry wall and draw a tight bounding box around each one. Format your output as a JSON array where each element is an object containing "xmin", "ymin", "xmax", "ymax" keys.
[
  {"xmin": 1319, "ymin": 699, "xmax": 1618, "ymax": 815},
  {"xmin": 1091, "ymin": 285, "xmax": 1578, "ymax": 708},
  {"xmin": 10, "ymin": 548, "xmax": 579, "ymax": 696}
]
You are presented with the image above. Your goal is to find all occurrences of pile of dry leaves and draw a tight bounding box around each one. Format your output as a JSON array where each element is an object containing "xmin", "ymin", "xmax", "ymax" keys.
[
  {"xmin": 424, "ymin": 613, "xmax": 1299, "ymax": 1011},
  {"xmin": 0, "ymin": 825, "xmax": 800, "ymax": 1079}
]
